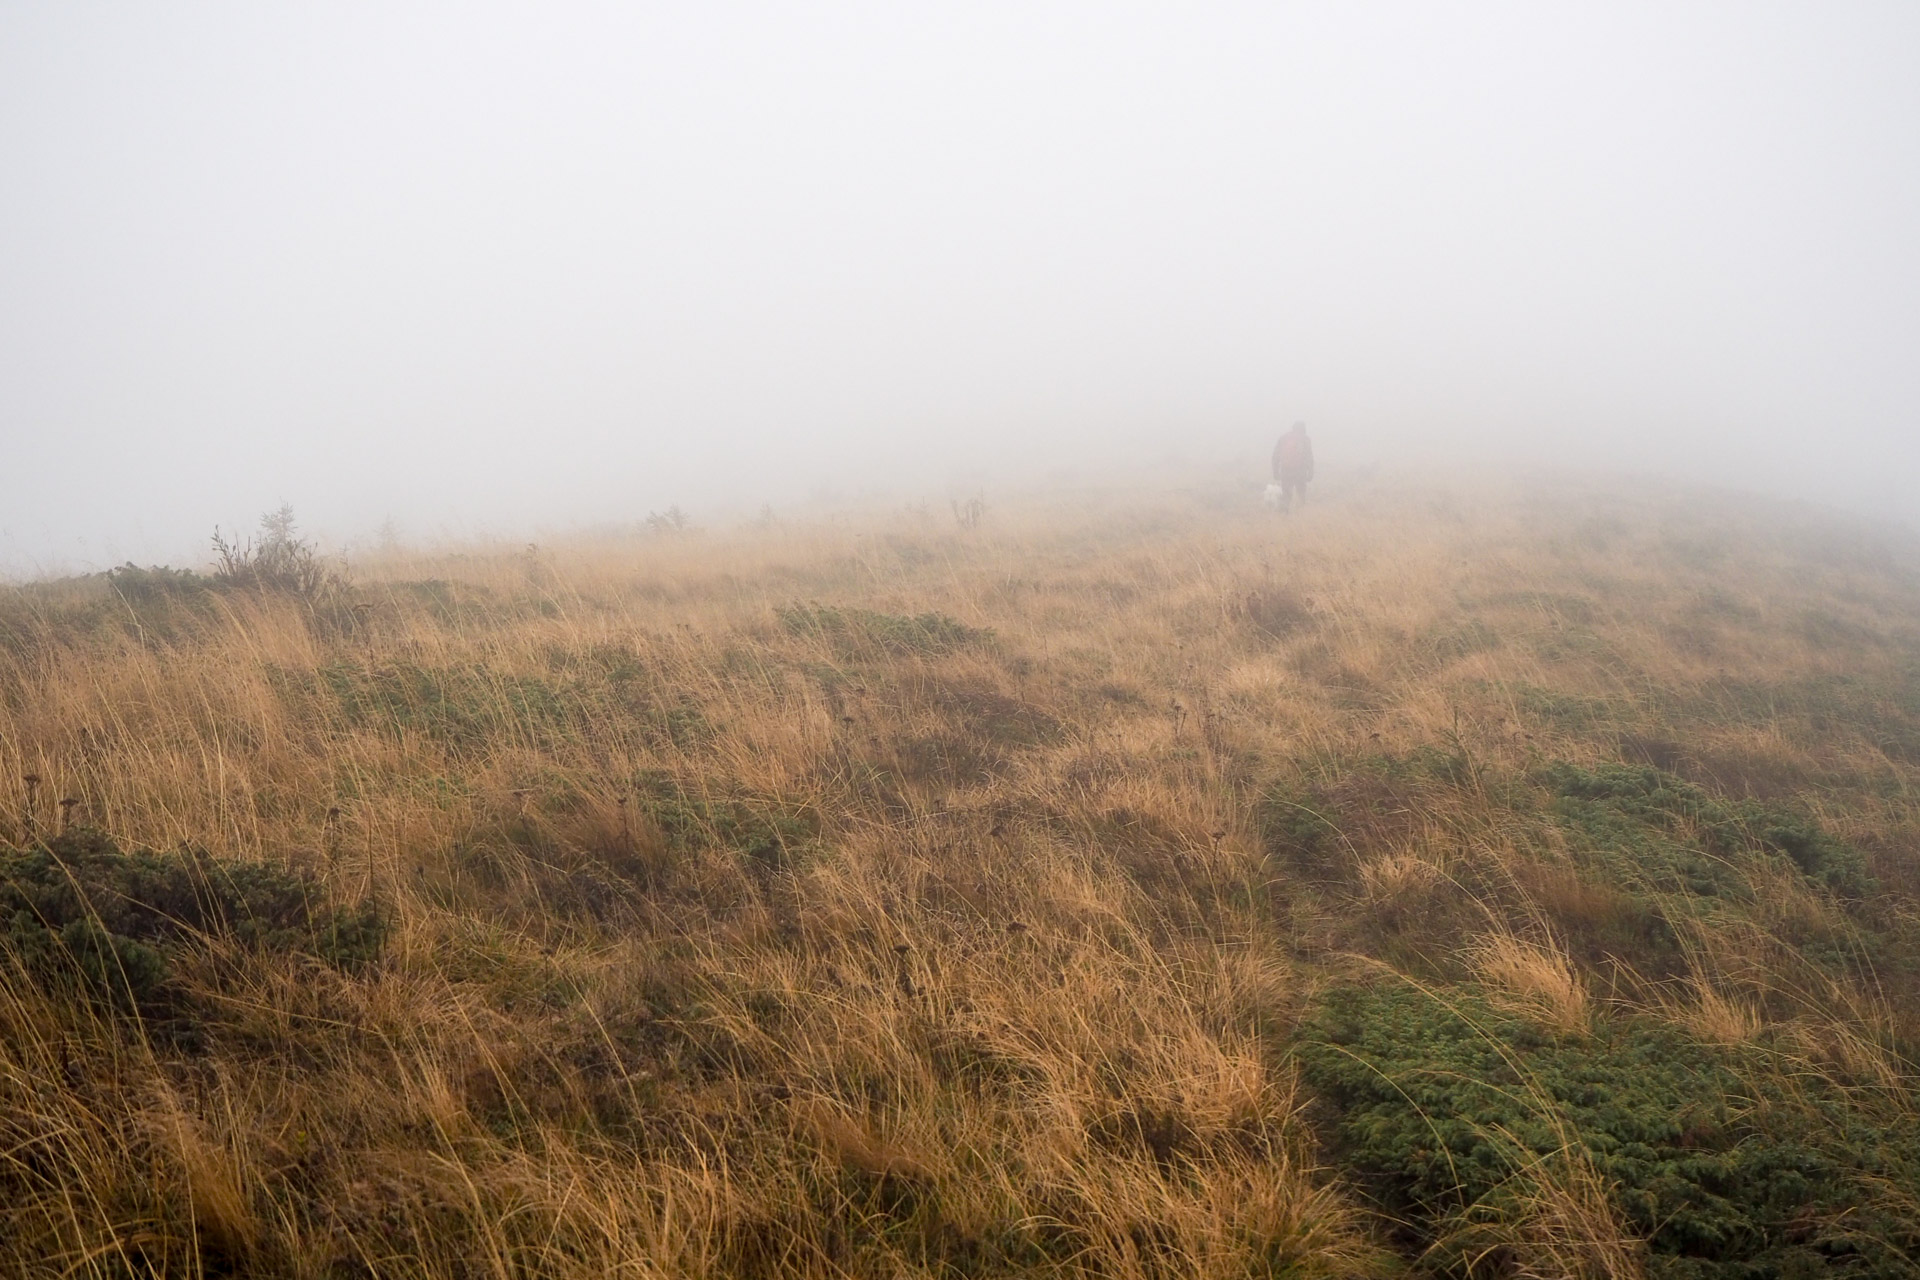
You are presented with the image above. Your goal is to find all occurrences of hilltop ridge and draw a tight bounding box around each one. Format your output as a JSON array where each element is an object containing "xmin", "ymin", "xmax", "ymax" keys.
[{"xmin": 4, "ymin": 474, "xmax": 1920, "ymax": 1278}]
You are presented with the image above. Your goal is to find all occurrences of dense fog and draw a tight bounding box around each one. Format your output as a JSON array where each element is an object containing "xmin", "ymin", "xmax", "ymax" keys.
[{"xmin": 2, "ymin": 2, "xmax": 1916, "ymax": 572}]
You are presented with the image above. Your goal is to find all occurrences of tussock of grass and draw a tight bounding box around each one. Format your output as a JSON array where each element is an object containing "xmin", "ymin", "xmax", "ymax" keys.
[
  {"xmin": 1660, "ymin": 975, "xmax": 1765, "ymax": 1045},
  {"xmin": 3, "ymin": 472, "xmax": 1920, "ymax": 1275},
  {"xmin": 1467, "ymin": 931, "xmax": 1591, "ymax": 1035},
  {"xmin": 1358, "ymin": 849, "xmax": 1444, "ymax": 902}
]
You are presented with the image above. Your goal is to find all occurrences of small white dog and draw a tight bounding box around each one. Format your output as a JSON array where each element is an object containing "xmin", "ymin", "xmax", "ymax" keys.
[{"xmin": 1262, "ymin": 482, "xmax": 1287, "ymax": 511}]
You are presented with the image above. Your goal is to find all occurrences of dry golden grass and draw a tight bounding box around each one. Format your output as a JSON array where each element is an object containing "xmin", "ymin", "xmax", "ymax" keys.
[
  {"xmin": 3, "ymin": 468, "xmax": 1919, "ymax": 1275},
  {"xmin": 1440, "ymin": 1133, "xmax": 1647, "ymax": 1280},
  {"xmin": 1466, "ymin": 931, "xmax": 1592, "ymax": 1036},
  {"xmin": 1668, "ymin": 979, "xmax": 1764, "ymax": 1045},
  {"xmin": 1358, "ymin": 849, "xmax": 1445, "ymax": 902}
]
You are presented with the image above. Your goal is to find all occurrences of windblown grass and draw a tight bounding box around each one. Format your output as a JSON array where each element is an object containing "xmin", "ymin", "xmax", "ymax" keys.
[{"xmin": 3, "ymin": 469, "xmax": 1919, "ymax": 1276}]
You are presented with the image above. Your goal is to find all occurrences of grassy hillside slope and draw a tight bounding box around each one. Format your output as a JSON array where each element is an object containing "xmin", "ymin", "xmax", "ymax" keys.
[{"xmin": 4, "ymin": 474, "xmax": 1920, "ymax": 1278}]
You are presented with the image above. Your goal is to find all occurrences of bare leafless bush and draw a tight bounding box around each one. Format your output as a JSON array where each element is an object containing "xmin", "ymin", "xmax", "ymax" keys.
[{"xmin": 210, "ymin": 504, "xmax": 339, "ymax": 599}]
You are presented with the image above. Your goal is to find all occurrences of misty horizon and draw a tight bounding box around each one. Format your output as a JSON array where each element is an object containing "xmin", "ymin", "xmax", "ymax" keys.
[{"xmin": 4, "ymin": 3, "xmax": 1917, "ymax": 574}]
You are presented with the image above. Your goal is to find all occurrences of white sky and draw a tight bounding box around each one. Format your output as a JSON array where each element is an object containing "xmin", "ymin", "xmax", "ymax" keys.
[{"xmin": 3, "ymin": 2, "xmax": 1917, "ymax": 571}]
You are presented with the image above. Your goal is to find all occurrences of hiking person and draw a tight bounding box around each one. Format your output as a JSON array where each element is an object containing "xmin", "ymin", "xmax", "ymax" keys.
[{"xmin": 1271, "ymin": 422, "xmax": 1314, "ymax": 511}]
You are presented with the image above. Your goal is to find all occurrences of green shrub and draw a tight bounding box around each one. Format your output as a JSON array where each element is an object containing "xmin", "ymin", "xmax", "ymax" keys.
[
  {"xmin": 778, "ymin": 603, "xmax": 991, "ymax": 659},
  {"xmin": 1514, "ymin": 684, "xmax": 1622, "ymax": 734},
  {"xmin": 314, "ymin": 660, "xmax": 574, "ymax": 753},
  {"xmin": 1296, "ymin": 982, "xmax": 1920, "ymax": 1278},
  {"xmin": 1, "ymin": 830, "xmax": 384, "ymax": 1017},
  {"xmin": 634, "ymin": 775, "xmax": 815, "ymax": 875},
  {"xmin": 104, "ymin": 563, "xmax": 220, "ymax": 604},
  {"xmin": 1544, "ymin": 762, "xmax": 1873, "ymax": 900},
  {"xmin": 298, "ymin": 658, "xmax": 710, "ymax": 758}
]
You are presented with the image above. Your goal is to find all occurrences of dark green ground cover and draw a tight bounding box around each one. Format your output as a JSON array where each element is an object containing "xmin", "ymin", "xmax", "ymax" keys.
[
  {"xmin": 1297, "ymin": 982, "xmax": 1920, "ymax": 1278},
  {"xmin": 778, "ymin": 603, "xmax": 992, "ymax": 660},
  {"xmin": 1544, "ymin": 762, "xmax": 1873, "ymax": 900},
  {"xmin": 1, "ymin": 830, "xmax": 383, "ymax": 1024},
  {"xmin": 1282, "ymin": 751, "xmax": 1920, "ymax": 1275}
]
